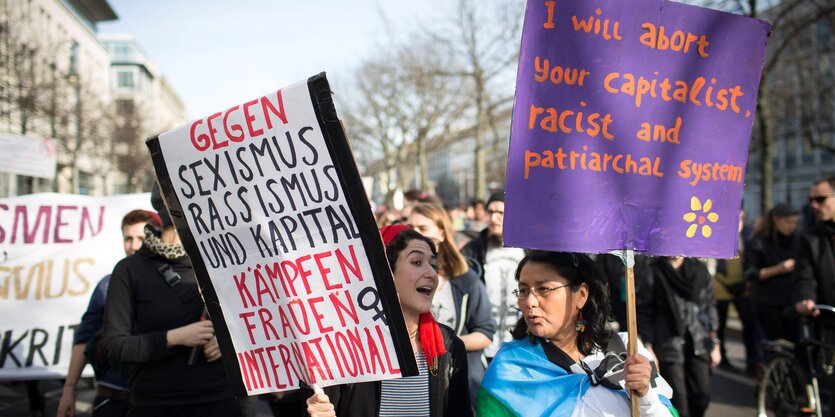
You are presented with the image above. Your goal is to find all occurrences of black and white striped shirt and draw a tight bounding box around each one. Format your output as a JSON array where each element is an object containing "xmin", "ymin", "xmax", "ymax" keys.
[{"xmin": 379, "ymin": 351, "xmax": 430, "ymax": 417}]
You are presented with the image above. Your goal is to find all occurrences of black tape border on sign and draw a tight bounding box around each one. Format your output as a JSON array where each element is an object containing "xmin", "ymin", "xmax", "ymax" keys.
[
  {"xmin": 306, "ymin": 72, "xmax": 419, "ymax": 379},
  {"xmin": 146, "ymin": 135, "xmax": 246, "ymax": 396}
]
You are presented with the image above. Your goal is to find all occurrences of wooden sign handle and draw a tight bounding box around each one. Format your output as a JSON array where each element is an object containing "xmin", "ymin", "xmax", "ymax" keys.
[{"xmin": 626, "ymin": 264, "xmax": 639, "ymax": 417}]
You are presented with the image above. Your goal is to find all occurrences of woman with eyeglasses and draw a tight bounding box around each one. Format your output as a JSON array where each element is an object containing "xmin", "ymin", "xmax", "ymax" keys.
[
  {"xmin": 478, "ymin": 251, "xmax": 675, "ymax": 417},
  {"xmin": 407, "ymin": 203, "xmax": 496, "ymax": 406}
]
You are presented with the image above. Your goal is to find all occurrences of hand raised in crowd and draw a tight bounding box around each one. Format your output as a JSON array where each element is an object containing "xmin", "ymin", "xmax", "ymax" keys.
[
  {"xmin": 306, "ymin": 392, "xmax": 336, "ymax": 417},
  {"xmin": 202, "ymin": 335, "xmax": 222, "ymax": 362},
  {"xmin": 623, "ymin": 354, "xmax": 652, "ymax": 397},
  {"xmin": 166, "ymin": 320, "xmax": 214, "ymax": 348}
]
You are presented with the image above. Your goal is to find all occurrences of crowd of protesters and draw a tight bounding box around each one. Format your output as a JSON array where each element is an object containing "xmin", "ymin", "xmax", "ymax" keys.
[{"xmin": 42, "ymin": 175, "xmax": 835, "ymax": 417}]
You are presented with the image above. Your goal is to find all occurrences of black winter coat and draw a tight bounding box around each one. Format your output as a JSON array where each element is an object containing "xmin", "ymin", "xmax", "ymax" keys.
[
  {"xmin": 792, "ymin": 221, "xmax": 835, "ymax": 305},
  {"xmin": 103, "ymin": 245, "xmax": 236, "ymax": 406},
  {"xmin": 637, "ymin": 258, "xmax": 719, "ymax": 363}
]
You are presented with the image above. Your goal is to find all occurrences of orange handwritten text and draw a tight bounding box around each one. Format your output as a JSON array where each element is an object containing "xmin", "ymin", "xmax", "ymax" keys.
[
  {"xmin": 543, "ymin": 0, "xmax": 555, "ymax": 29},
  {"xmin": 534, "ymin": 57, "xmax": 590, "ymax": 87},
  {"xmin": 677, "ymin": 160, "xmax": 743, "ymax": 186},
  {"xmin": 524, "ymin": 145, "xmax": 663, "ymax": 180},
  {"xmin": 637, "ymin": 117, "xmax": 682, "ymax": 144},
  {"xmin": 639, "ymin": 23, "xmax": 710, "ymax": 58},
  {"xmin": 604, "ymin": 71, "xmax": 745, "ymax": 113},
  {"xmin": 572, "ymin": 8, "xmax": 622, "ymax": 41},
  {"xmin": 528, "ymin": 103, "xmax": 614, "ymax": 140}
]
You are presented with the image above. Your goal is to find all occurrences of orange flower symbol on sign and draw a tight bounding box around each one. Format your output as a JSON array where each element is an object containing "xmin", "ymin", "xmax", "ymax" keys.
[{"xmin": 683, "ymin": 196, "xmax": 719, "ymax": 238}]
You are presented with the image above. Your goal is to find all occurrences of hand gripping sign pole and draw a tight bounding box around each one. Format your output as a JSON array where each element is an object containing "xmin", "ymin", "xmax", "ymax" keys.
[{"xmin": 611, "ymin": 249, "xmax": 638, "ymax": 416}]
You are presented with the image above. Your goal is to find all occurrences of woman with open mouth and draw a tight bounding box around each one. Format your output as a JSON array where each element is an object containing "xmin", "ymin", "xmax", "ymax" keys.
[
  {"xmin": 407, "ymin": 202, "xmax": 496, "ymax": 406},
  {"xmin": 478, "ymin": 251, "xmax": 676, "ymax": 417},
  {"xmin": 306, "ymin": 224, "xmax": 472, "ymax": 417}
]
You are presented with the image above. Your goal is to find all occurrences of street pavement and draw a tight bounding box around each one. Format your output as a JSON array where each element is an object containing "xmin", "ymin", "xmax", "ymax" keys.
[{"xmin": 1, "ymin": 321, "xmax": 758, "ymax": 417}]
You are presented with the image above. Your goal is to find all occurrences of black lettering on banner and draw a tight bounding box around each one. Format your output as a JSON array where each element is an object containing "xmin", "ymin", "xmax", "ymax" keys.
[
  {"xmin": 0, "ymin": 324, "xmax": 77, "ymax": 368},
  {"xmin": 199, "ymin": 232, "xmax": 248, "ymax": 268},
  {"xmin": 323, "ymin": 165, "xmax": 340, "ymax": 202},
  {"xmin": 223, "ymin": 151, "xmax": 240, "ymax": 185},
  {"xmin": 275, "ymin": 132, "xmax": 298, "ymax": 168},
  {"xmin": 357, "ymin": 287, "xmax": 387, "ymax": 325},
  {"xmin": 27, "ymin": 328, "xmax": 49, "ymax": 366},
  {"xmin": 178, "ymin": 165, "xmax": 196, "ymax": 198},
  {"xmin": 1, "ymin": 329, "xmax": 27, "ymax": 366},
  {"xmin": 236, "ymin": 147, "xmax": 255, "ymax": 181},
  {"xmin": 297, "ymin": 126, "xmax": 319, "ymax": 166},
  {"xmin": 249, "ymin": 138, "xmax": 280, "ymax": 177},
  {"xmin": 264, "ymin": 180, "xmax": 286, "ymax": 214},
  {"xmin": 204, "ymin": 154, "xmax": 228, "ymax": 192}
]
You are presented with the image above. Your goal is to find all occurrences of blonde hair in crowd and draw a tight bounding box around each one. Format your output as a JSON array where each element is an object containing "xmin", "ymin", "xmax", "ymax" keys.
[{"xmin": 410, "ymin": 203, "xmax": 468, "ymax": 278}]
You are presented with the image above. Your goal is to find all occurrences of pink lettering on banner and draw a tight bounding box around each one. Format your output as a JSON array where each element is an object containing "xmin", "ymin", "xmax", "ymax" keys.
[{"xmin": 0, "ymin": 205, "xmax": 105, "ymax": 244}]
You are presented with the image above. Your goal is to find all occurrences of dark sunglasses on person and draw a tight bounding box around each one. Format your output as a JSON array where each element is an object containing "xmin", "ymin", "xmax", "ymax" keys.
[{"xmin": 809, "ymin": 194, "xmax": 835, "ymax": 204}]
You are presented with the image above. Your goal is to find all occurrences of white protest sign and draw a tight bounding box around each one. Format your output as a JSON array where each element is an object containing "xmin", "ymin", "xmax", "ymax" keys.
[
  {"xmin": 147, "ymin": 74, "xmax": 416, "ymax": 395},
  {"xmin": 0, "ymin": 193, "xmax": 150, "ymax": 380}
]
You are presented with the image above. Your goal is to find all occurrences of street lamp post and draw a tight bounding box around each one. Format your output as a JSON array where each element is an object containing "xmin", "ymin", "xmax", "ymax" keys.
[{"xmin": 66, "ymin": 72, "xmax": 81, "ymax": 194}]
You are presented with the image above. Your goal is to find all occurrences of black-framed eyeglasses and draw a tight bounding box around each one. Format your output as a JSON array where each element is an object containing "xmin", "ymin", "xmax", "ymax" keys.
[
  {"xmin": 487, "ymin": 209, "xmax": 504, "ymax": 216},
  {"xmin": 512, "ymin": 283, "xmax": 573, "ymax": 299},
  {"xmin": 809, "ymin": 194, "xmax": 835, "ymax": 204}
]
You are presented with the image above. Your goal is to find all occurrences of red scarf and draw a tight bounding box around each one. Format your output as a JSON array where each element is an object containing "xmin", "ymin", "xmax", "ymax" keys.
[{"xmin": 419, "ymin": 312, "xmax": 447, "ymax": 374}]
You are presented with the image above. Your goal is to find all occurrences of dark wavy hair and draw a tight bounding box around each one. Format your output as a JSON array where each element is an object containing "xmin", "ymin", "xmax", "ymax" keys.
[
  {"xmin": 385, "ymin": 228, "xmax": 438, "ymax": 273},
  {"xmin": 510, "ymin": 251, "xmax": 612, "ymax": 356}
]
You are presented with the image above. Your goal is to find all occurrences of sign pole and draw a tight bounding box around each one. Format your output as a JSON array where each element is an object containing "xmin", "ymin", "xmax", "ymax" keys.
[
  {"xmin": 613, "ymin": 249, "xmax": 639, "ymax": 417},
  {"xmin": 624, "ymin": 250, "xmax": 639, "ymax": 417}
]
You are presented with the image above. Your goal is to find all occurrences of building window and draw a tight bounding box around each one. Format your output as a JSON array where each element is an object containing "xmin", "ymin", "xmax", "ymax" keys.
[
  {"xmin": 116, "ymin": 99, "xmax": 135, "ymax": 115},
  {"xmin": 78, "ymin": 171, "xmax": 94, "ymax": 195},
  {"xmin": 117, "ymin": 71, "xmax": 134, "ymax": 88},
  {"xmin": 69, "ymin": 41, "xmax": 79, "ymax": 75}
]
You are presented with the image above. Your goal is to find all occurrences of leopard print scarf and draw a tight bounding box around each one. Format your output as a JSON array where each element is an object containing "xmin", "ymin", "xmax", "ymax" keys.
[{"xmin": 144, "ymin": 225, "xmax": 187, "ymax": 260}]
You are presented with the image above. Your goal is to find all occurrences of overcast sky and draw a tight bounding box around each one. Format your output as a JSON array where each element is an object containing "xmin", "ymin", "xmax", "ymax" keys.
[{"xmin": 99, "ymin": 1, "xmax": 438, "ymax": 120}]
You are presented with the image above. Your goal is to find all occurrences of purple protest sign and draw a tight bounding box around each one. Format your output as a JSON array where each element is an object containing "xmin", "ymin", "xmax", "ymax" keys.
[{"xmin": 504, "ymin": 0, "xmax": 771, "ymax": 258}]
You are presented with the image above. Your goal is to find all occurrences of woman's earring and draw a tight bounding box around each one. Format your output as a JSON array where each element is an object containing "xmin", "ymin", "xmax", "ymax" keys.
[{"xmin": 575, "ymin": 311, "xmax": 587, "ymax": 333}]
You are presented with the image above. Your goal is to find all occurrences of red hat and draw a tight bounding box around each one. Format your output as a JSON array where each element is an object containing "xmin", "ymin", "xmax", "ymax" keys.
[{"xmin": 380, "ymin": 224, "xmax": 410, "ymax": 245}]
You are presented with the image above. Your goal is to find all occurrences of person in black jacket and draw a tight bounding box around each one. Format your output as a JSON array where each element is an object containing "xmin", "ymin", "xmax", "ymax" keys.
[
  {"xmin": 637, "ymin": 257, "xmax": 721, "ymax": 417},
  {"xmin": 793, "ymin": 176, "xmax": 835, "ymax": 316},
  {"xmin": 306, "ymin": 225, "xmax": 472, "ymax": 417},
  {"xmin": 745, "ymin": 203, "xmax": 799, "ymax": 341},
  {"xmin": 103, "ymin": 186, "xmax": 241, "ymax": 417}
]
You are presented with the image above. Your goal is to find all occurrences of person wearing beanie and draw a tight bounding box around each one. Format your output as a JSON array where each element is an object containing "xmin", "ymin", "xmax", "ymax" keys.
[
  {"xmin": 103, "ymin": 184, "xmax": 242, "ymax": 417},
  {"xmin": 746, "ymin": 202, "xmax": 800, "ymax": 342},
  {"xmin": 306, "ymin": 224, "xmax": 472, "ymax": 417},
  {"xmin": 461, "ymin": 191, "xmax": 526, "ymax": 362}
]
